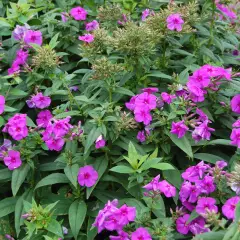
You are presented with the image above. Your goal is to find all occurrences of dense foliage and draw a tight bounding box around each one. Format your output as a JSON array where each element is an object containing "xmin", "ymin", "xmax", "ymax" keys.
[{"xmin": 0, "ymin": 0, "xmax": 240, "ymax": 239}]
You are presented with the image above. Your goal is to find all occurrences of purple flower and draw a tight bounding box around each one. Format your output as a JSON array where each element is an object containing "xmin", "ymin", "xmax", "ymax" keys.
[
  {"xmin": 125, "ymin": 95, "xmax": 137, "ymax": 111},
  {"xmin": 61, "ymin": 12, "xmax": 68, "ymax": 22},
  {"xmin": 36, "ymin": 110, "xmax": 53, "ymax": 128},
  {"xmin": 14, "ymin": 49, "xmax": 28, "ymax": 65},
  {"xmin": 137, "ymin": 131, "xmax": 146, "ymax": 143},
  {"xmin": 62, "ymin": 226, "xmax": 68, "ymax": 235},
  {"xmin": 70, "ymin": 6, "xmax": 88, "ymax": 21},
  {"xmin": 0, "ymin": 139, "xmax": 12, "ymax": 159},
  {"xmin": 134, "ymin": 108, "xmax": 152, "ymax": 125},
  {"xmin": 216, "ymin": 160, "xmax": 228, "ymax": 169},
  {"xmin": 142, "ymin": 9, "xmax": 150, "ymax": 21},
  {"xmin": 135, "ymin": 92, "xmax": 157, "ymax": 111},
  {"xmin": 86, "ymin": 20, "xmax": 99, "ymax": 31},
  {"xmin": 171, "ymin": 121, "xmax": 189, "ymax": 138},
  {"xmin": 24, "ymin": 30, "xmax": 42, "ymax": 46},
  {"xmin": 179, "ymin": 181, "xmax": 201, "ymax": 203},
  {"xmin": 143, "ymin": 175, "xmax": 161, "ymax": 192},
  {"xmin": 8, "ymin": 64, "xmax": 20, "ymax": 75},
  {"xmin": 176, "ymin": 214, "xmax": 190, "ymax": 235},
  {"xmin": 196, "ymin": 197, "xmax": 218, "ymax": 215},
  {"xmin": 192, "ymin": 121, "xmax": 215, "ymax": 142},
  {"xmin": 161, "ymin": 92, "xmax": 176, "ymax": 104},
  {"xmin": 158, "ymin": 180, "xmax": 176, "ymax": 198},
  {"xmin": 45, "ymin": 137, "xmax": 65, "ymax": 151},
  {"xmin": 199, "ymin": 175, "xmax": 215, "ymax": 194},
  {"xmin": 230, "ymin": 128, "xmax": 240, "ymax": 148},
  {"xmin": 188, "ymin": 69, "xmax": 210, "ymax": 88},
  {"xmin": 69, "ymin": 86, "xmax": 79, "ymax": 92},
  {"xmin": 222, "ymin": 196, "xmax": 240, "ymax": 220},
  {"xmin": 217, "ymin": 4, "xmax": 237, "ymax": 20},
  {"xmin": 166, "ymin": 13, "xmax": 184, "ymax": 32},
  {"xmin": 4, "ymin": 150, "xmax": 22, "ymax": 170},
  {"xmin": 13, "ymin": 24, "xmax": 30, "ymax": 41},
  {"xmin": 117, "ymin": 204, "xmax": 136, "ymax": 226},
  {"xmin": 231, "ymin": 95, "xmax": 240, "ymax": 114},
  {"xmin": 0, "ymin": 95, "xmax": 5, "ymax": 115},
  {"xmin": 110, "ymin": 231, "xmax": 129, "ymax": 240},
  {"xmin": 141, "ymin": 87, "xmax": 158, "ymax": 94},
  {"xmin": 30, "ymin": 92, "xmax": 51, "ymax": 109},
  {"xmin": 232, "ymin": 119, "xmax": 240, "ymax": 127},
  {"xmin": 189, "ymin": 217, "xmax": 209, "ymax": 235},
  {"xmin": 79, "ymin": 34, "xmax": 94, "ymax": 43},
  {"xmin": 131, "ymin": 227, "xmax": 152, "ymax": 240},
  {"xmin": 78, "ymin": 165, "xmax": 98, "ymax": 187},
  {"xmin": 95, "ymin": 135, "xmax": 106, "ymax": 149}
]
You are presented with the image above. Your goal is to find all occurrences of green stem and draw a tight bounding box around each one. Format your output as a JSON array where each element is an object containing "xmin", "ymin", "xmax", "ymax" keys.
[{"xmin": 208, "ymin": 0, "xmax": 216, "ymax": 47}]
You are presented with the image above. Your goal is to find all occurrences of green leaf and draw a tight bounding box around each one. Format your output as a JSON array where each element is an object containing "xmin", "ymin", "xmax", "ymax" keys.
[
  {"xmin": 235, "ymin": 203, "xmax": 240, "ymax": 220},
  {"xmin": 140, "ymin": 158, "xmax": 162, "ymax": 171},
  {"xmin": 147, "ymin": 71, "xmax": 172, "ymax": 80},
  {"xmin": 7, "ymin": 88, "xmax": 28, "ymax": 100},
  {"xmin": 84, "ymin": 127, "xmax": 101, "ymax": 154},
  {"xmin": 35, "ymin": 173, "xmax": 69, "ymax": 190},
  {"xmin": 64, "ymin": 164, "xmax": 79, "ymax": 188},
  {"xmin": 169, "ymin": 134, "xmax": 193, "ymax": 158},
  {"xmin": 194, "ymin": 153, "xmax": 222, "ymax": 164},
  {"xmin": 55, "ymin": 110, "xmax": 80, "ymax": 119},
  {"xmin": 46, "ymin": 219, "xmax": 63, "ymax": 237},
  {"xmin": 114, "ymin": 87, "xmax": 134, "ymax": 96},
  {"xmin": 26, "ymin": 116, "xmax": 36, "ymax": 127},
  {"xmin": 49, "ymin": 33, "xmax": 60, "ymax": 49},
  {"xmin": 110, "ymin": 165, "xmax": 134, "ymax": 174},
  {"xmin": 150, "ymin": 163, "xmax": 175, "ymax": 170},
  {"xmin": 193, "ymin": 231, "xmax": 225, "ymax": 240},
  {"xmin": 15, "ymin": 189, "xmax": 33, "ymax": 236},
  {"xmin": 12, "ymin": 164, "xmax": 30, "ymax": 196},
  {"xmin": 86, "ymin": 157, "xmax": 108, "ymax": 199},
  {"xmin": 0, "ymin": 168, "xmax": 12, "ymax": 181},
  {"xmin": 126, "ymin": 142, "xmax": 139, "ymax": 169},
  {"xmin": 0, "ymin": 197, "xmax": 17, "ymax": 218},
  {"xmin": 69, "ymin": 200, "xmax": 87, "ymax": 240},
  {"xmin": 208, "ymin": 139, "xmax": 231, "ymax": 146}
]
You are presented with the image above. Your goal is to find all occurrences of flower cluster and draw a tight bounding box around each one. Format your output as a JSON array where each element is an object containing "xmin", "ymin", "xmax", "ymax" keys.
[
  {"xmin": 125, "ymin": 88, "xmax": 158, "ymax": 126},
  {"xmin": 41, "ymin": 117, "xmax": 73, "ymax": 151},
  {"xmin": 187, "ymin": 65, "xmax": 231, "ymax": 103},
  {"xmin": 26, "ymin": 92, "xmax": 51, "ymax": 109},
  {"xmin": 176, "ymin": 160, "xmax": 240, "ymax": 235},
  {"xmin": 143, "ymin": 174, "xmax": 176, "ymax": 198},
  {"xmin": 8, "ymin": 49, "xmax": 28, "ymax": 75},
  {"xmin": 3, "ymin": 114, "xmax": 28, "ymax": 141}
]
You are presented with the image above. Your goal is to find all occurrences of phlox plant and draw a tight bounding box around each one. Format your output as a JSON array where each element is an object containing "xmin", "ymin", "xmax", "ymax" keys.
[{"xmin": 0, "ymin": 0, "xmax": 240, "ymax": 239}]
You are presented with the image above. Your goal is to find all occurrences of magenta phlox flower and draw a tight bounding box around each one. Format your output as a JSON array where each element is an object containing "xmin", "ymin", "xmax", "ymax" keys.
[
  {"xmin": 24, "ymin": 30, "xmax": 42, "ymax": 46},
  {"xmin": 141, "ymin": 87, "xmax": 158, "ymax": 94},
  {"xmin": 78, "ymin": 165, "xmax": 98, "ymax": 187},
  {"xmin": 13, "ymin": 24, "xmax": 30, "ymax": 41},
  {"xmin": 176, "ymin": 214, "xmax": 190, "ymax": 235},
  {"xmin": 135, "ymin": 92, "xmax": 157, "ymax": 111},
  {"xmin": 134, "ymin": 108, "xmax": 152, "ymax": 125},
  {"xmin": 216, "ymin": 160, "xmax": 227, "ymax": 169},
  {"xmin": 189, "ymin": 217, "xmax": 208, "ymax": 235},
  {"xmin": 161, "ymin": 92, "xmax": 176, "ymax": 104},
  {"xmin": 171, "ymin": 120, "xmax": 189, "ymax": 138},
  {"xmin": 125, "ymin": 95, "xmax": 138, "ymax": 111},
  {"xmin": 110, "ymin": 231, "xmax": 129, "ymax": 240},
  {"xmin": 79, "ymin": 34, "xmax": 94, "ymax": 43},
  {"xmin": 142, "ymin": 9, "xmax": 150, "ymax": 21},
  {"xmin": 14, "ymin": 49, "xmax": 28, "ymax": 65},
  {"xmin": 230, "ymin": 128, "xmax": 240, "ymax": 148},
  {"xmin": 70, "ymin": 6, "xmax": 87, "ymax": 20},
  {"xmin": 166, "ymin": 13, "xmax": 184, "ymax": 32},
  {"xmin": 0, "ymin": 95, "xmax": 5, "ymax": 115},
  {"xmin": 222, "ymin": 196, "xmax": 240, "ymax": 220},
  {"xmin": 3, "ymin": 150, "xmax": 22, "ymax": 170},
  {"xmin": 158, "ymin": 180, "xmax": 176, "ymax": 198},
  {"xmin": 86, "ymin": 20, "xmax": 99, "ymax": 31},
  {"xmin": 8, "ymin": 64, "xmax": 20, "ymax": 75},
  {"xmin": 188, "ymin": 69, "xmax": 210, "ymax": 88},
  {"xmin": 36, "ymin": 110, "xmax": 52, "ymax": 128},
  {"xmin": 196, "ymin": 197, "xmax": 218, "ymax": 215},
  {"xmin": 137, "ymin": 131, "xmax": 146, "ymax": 143},
  {"xmin": 192, "ymin": 121, "xmax": 215, "ymax": 142},
  {"xmin": 116, "ymin": 204, "xmax": 136, "ymax": 226},
  {"xmin": 217, "ymin": 4, "xmax": 237, "ymax": 20},
  {"xmin": 131, "ymin": 227, "xmax": 152, "ymax": 240},
  {"xmin": 231, "ymin": 95, "xmax": 240, "ymax": 114},
  {"xmin": 95, "ymin": 135, "xmax": 106, "ymax": 149},
  {"xmin": 232, "ymin": 119, "xmax": 240, "ymax": 128},
  {"xmin": 143, "ymin": 175, "xmax": 161, "ymax": 192},
  {"xmin": 28, "ymin": 92, "xmax": 51, "ymax": 109},
  {"xmin": 198, "ymin": 175, "xmax": 216, "ymax": 194}
]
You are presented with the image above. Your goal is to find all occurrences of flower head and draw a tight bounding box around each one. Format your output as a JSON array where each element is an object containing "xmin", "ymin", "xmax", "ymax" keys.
[
  {"xmin": 222, "ymin": 196, "xmax": 240, "ymax": 220},
  {"xmin": 78, "ymin": 165, "xmax": 98, "ymax": 187},
  {"xmin": 134, "ymin": 108, "xmax": 152, "ymax": 125},
  {"xmin": 0, "ymin": 95, "xmax": 5, "ymax": 115},
  {"xmin": 79, "ymin": 34, "xmax": 94, "ymax": 43},
  {"xmin": 13, "ymin": 24, "xmax": 30, "ymax": 41},
  {"xmin": 70, "ymin": 6, "xmax": 88, "ymax": 20},
  {"xmin": 176, "ymin": 214, "xmax": 190, "ymax": 235},
  {"xmin": 230, "ymin": 128, "xmax": 240, "ymax": 148},
  {"xmin": 28, "ymin": 92, "xmax": 51, "ymax": 109},
  {"xmin": 86, "ymin": 20, "xmax": 99, "ymax": 31},
  {"xmin": 3, "ymin": 150, "xmax": 22, "ymax": 170},
  {"xmin": 142, "ymin": 9, "xmax": 150, "ymax": 21},
  {"xmin": 196, "ymin": 197, "xmax": 218, "ymax": 215},
  {"xmin": 36, "ymin": 110, "xmax": 52, "ymax": 128},
  {"xmin": 95, "ymin": 135, "xmax": 106, "ymax": 149},
  {"xmin": 171, "ymin": 121, "xmax": 189, "ymax": 138},
  {"xmin": 231, "ymin": 95, "xmax": 240, "ymax": 114},
  {"xmin": 137, "ymin": 131, "xmax": 146, "ymax": 143},
  {"xmin": 161, "ymin": 92, "xmax": 176, "ymax": 104},
  {"xmin": 135, "ymin": 92, "xmax": 157, "ymax": 111},
  {"xmin": 24, "ymin": 30, "xmax": 42, "ymax": 46},
  {"xmin": 143, "ymin": 175, "xmax": 161, "ymax": 192},
  {"xmin": 158, "ymin": 180, "xmax": 176, "ymax": 198},
  {"xmin": 166, "ymin": 13, "xmax": 184, "ymax": 32},
  {"xmin": 131, "ymin": 227, "xmax": 152, "ymax": 240}
]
